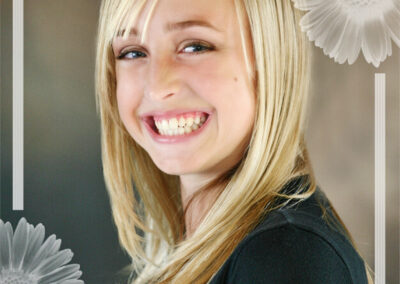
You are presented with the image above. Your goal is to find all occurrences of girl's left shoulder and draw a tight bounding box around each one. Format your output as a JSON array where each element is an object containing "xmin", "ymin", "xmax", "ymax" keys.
[{"xmin": 209, "ymin": 187, "xmax": 368, "ymax": 284}]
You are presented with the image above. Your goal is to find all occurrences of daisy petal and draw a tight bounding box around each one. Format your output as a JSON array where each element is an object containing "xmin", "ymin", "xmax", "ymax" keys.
[
  {"xmin": 310, "ymin": 5, "xmax": 342, "ymax": 45},
  {"xmin": 320, "ymin": 12, "xmax": 347, "ymax": 56},
  {"xmin": 361, "ymin": 19, "xmax": 390, "ymax": 67},
  {"xmin": 0, "ymin": 221, "xmax": 13, "ymax": 270},
  {"xmin": 0, "ymin": 218, "xmax": 83, "ymax": 283},
  {"xmin": 62, "ymin": 280, "xmax": 85, "ymax": 284},
  {"xmin": 22, "ymin": 223, "xmax": 46, "ymax": 272},
  {"xmin": 11, "ymin": 217, "xmax": 29, "ymax": 270},
  {"xmin": 62, "ymin": 269, "xmax": 83, "ymax": 280},
  {"xmin": 31, "ymin": 249, "xmax": 73, "ymax": 276},
  {"xmin": 37, "ymin": 264, "xmax": 81, "ymax": 284},
  {"xmin": 300, "ymin": 2, "xmax": 337, "ymax": 32},
  {"xmin": 293, "ymin": 0, "xmax": 400, "ymax": 67},
  {"xmin": 384, "ymin": 5, "xmax": 400, "ymax": 47},
  {"xmin": 385, "ymin": 25, "xmax": 393, "ymax": 58},
  {"xmin": 336, "ymin": 20, "xmax": 362, "ymax": 64},
  {"xmin": 26, "ymin": 235, "xmax": 61, "ymax": 272}
]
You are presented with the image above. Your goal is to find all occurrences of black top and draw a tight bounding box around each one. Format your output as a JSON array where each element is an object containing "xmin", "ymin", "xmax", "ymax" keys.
[{"xmin": 209, "ymin": 177, "xmax": 368, "ymax": 284}]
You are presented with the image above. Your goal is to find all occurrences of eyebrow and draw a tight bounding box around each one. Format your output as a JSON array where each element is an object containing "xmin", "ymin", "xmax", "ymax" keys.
[
  {"xmin": 166, "ymin": 20, "xmax": 221, "ymax": 33},
  {"xmin": 118, "ymin": 19, "xmax": 222, "ymax": 38}
]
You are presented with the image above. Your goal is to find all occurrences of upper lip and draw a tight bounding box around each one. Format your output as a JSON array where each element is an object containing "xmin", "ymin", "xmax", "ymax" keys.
[{"xmin": 140, "ymin": 109, "xmax": 212, "ymax": 120}]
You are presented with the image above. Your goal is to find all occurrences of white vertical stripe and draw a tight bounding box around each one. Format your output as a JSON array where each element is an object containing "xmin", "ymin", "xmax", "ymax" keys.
[
  {"xmin": 12, "ymin": 0, "xmax": 23, "ymax": 210},
  {"xmin": 374, "ymin": 73, "xmax": 385, "ymax": 284}
]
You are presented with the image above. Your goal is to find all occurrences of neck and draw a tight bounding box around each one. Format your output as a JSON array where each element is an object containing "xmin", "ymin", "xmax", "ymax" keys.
[{"xmin": 180, "ymin": 175, "xmax": 222, "ymax": 239}]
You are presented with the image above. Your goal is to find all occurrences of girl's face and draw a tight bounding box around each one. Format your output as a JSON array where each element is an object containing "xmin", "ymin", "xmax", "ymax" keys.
[{"xmin": 112, "ymin": 0, "xmax": 255, "ymax": 179}]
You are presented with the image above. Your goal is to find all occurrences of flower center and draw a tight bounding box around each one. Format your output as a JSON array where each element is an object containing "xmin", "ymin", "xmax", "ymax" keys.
[{"xmin": 0, "ymin": 269, "xmax": 38, "ymax": 284}]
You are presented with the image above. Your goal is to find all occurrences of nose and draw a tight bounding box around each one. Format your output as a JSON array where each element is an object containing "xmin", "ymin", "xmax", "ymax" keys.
[{"xmin": 144, "ymin": 55, "xmax": 181, "ymax": 101}]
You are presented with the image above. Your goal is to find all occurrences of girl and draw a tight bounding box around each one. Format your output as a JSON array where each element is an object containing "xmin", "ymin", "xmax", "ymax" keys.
[{"xmin": 95, "ymin": 0, "xmax": 374, "ymax": 282}]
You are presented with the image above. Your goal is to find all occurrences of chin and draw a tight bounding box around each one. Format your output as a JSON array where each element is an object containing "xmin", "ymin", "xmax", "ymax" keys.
[
  {"xmin": 153, "ymin": 160, "xmax": 193, "ymax": 176},
  {"xmin": 157, "ymin": 167, "xmax": 192, "ymax": 176}
]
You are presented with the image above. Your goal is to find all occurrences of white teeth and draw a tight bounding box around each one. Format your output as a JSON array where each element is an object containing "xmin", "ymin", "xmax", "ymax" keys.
[
  {"xmin": 178, "ymin": 117, "xmax": 186, "ymax": 127},
  {"xmin": 186, "ymin": 117, "xmax": 194, "ymax": 127},
  {"xmin": 184, "ymin": 126, "xmax": 192, "ymax": 134},
  {"xmin": 169, "ymin": 118, "xmax": 178, "ymax": 129},
  {"xmin": 161, "ymin": 120, "xmax": 169, "ymax": 129},
  {"xmin": 153, "ymin": 114, "xmax": 209, "ymax": 136}
]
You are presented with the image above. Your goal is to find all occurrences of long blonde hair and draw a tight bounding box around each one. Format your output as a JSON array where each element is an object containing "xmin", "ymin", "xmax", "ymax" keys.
[{"xmin": 95, "ymin": 0, "xmax": 374, "ymax": 283}]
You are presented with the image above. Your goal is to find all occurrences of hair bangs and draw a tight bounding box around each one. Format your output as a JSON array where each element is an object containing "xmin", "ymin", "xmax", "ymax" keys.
[{"xmin": 106, "ymin": 0, "xmax": 159, "ymax": 46}]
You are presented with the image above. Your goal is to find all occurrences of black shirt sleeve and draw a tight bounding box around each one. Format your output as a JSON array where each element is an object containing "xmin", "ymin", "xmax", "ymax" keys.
[{"xmin": 226, "ymin": 224, "xmax": 353, "ymax": 284}]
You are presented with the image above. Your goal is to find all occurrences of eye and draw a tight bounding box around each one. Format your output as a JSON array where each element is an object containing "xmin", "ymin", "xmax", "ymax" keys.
[
  {"xmin": 115, "ymin": 41, "xmax": 215, "ymax": 60},
  {"xmin": 117, "ymin": 49, "xmax": 146, "ymax": 60},
  {"xmin": 181, "ymin": 41, "xmax": 214, "ymax": 54}
]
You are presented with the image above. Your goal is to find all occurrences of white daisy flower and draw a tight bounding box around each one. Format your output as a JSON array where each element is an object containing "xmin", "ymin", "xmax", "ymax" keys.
[
  {"xmin": 0, "ymin": 218, "xmax": 84, "ymax": 284},
  {"xmin": 292, "ymin": 0, "xmax": 400, "ymax": 67}
]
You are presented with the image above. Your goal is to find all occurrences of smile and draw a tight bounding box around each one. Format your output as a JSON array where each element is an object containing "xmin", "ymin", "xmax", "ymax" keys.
[
  {"xmin": 141, "ymin": 110, "xmax": 212, "ymax": 143},
  {"xmin": 155, "ymin": 112, "xmax": 207, "ymax": 135}
]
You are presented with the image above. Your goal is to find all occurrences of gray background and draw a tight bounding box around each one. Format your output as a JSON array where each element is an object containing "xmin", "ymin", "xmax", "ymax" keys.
[
  {"xmin": 1, "ymin": 0, "xmax": 399, "ymax": 283},
  {"xmin": 1, "ymin": 1, "xmax": 131, "ymax": 283}
]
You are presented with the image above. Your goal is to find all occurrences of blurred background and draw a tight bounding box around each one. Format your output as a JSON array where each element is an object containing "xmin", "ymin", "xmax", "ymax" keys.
[
  {"xmin": 306, "ymin": 28, "xmax": 399, "ymax": 284},
  {"xmin": 0, "ymin": 0, "xmax": 398, "ymax": 283}
]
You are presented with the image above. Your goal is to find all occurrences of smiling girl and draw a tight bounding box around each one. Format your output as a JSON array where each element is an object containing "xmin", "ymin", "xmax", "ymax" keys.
[{"xmin": 95, "ymin": 0, "xmax": 373, "ymax": 283}]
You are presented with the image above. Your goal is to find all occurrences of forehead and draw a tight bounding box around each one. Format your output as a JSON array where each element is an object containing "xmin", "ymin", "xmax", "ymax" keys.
[
  {"xmin": 151, "ymin": 0, "xmax": 234, "ymax": 19},
  {"xmin": 117, "ymin": 0, "xmax": 237, "ymax": 39}
]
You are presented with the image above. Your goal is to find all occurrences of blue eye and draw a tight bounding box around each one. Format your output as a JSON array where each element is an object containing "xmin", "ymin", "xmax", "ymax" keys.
[
  {"xmin": 182, "ymin": 42, "xmax": 213, "ymax": 54},
  {"xmin": 116, "ymin": 41, "xmax": 214, "ymax": 60},
  {"xmin": 117, "ymin": 50, "xmax": 146, "ymax": 60}
]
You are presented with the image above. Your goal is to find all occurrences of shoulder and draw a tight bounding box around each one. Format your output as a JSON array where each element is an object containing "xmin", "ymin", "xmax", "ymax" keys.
[
  {"xmin": 226, "ymin": 221, "xmax": 353, "ymax": 283},
  {"xmin": 210, "ymin": 186, "xmax": 368, "ymax": 284}
]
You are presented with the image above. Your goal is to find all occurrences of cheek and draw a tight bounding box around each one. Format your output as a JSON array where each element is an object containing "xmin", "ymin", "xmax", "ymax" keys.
[
  {"xmin": 188, "ymin": 56, "xmax": 253, "ymax": 111},
  {"xmin": 200, "ymin": 58, "xmax": 255, "ymax": 137},
  {"xmin": 183, "ymin": 56, "xmax": 239, "ymax": 103},
  {"xmin": 115, "ymin": 68, "xmax": 143, "ymax": 122}
]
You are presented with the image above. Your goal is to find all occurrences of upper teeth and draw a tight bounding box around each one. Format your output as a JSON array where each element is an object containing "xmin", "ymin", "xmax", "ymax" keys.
[{"xmin": 154, "ymin": 114, "xmax": 207, "ymax": 135}]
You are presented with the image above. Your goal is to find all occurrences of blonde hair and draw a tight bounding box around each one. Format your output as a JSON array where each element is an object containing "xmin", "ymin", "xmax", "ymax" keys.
[{"xmin": 95, "ymin": 0, "xmax": 374, "ymax": 283}]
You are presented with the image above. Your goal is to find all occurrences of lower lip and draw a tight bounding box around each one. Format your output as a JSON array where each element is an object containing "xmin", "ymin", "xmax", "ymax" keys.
[{"xmin": 143, "ymin": 113, "xmax": 212, "ymax": 144}]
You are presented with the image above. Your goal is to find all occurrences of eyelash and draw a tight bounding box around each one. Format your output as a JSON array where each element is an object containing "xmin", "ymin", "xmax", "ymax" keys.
[{"xmin": 116, "ymin": 41, "xmax": 214, "ymax": 60}]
